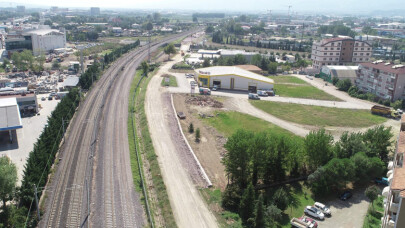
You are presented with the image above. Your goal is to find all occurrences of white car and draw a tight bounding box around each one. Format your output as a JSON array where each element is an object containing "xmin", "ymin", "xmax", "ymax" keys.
[
  {"xmin": 304, "ymin": 206, "xmax": 324, "ymax": 220},
  {"xmin": 314, "ymin": 202, "xmax": 331, "ymax": 216}
]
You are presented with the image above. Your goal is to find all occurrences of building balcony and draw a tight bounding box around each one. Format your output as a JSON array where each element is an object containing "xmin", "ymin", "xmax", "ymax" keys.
[
  {"xmin": 388, "ymin": 87, "xmax": 394, "ymax": 91},
  {"xmin": 389, "ymin": 201, "xmax": 399, "ymax": 213}
]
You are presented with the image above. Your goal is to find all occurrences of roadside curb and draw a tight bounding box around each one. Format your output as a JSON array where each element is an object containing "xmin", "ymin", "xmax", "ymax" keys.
[{"xmin": 170, "ymin": 93, "xmax": 213, "ymax": 188}]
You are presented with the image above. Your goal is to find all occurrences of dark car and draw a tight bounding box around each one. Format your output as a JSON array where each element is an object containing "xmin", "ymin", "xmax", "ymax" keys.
[
  {"xmin": 177, "ymin": 112, "xmax": 186, "ymax": 119},
  {"xmin": 339, "ymin": 191, "xmax": 352, "ymax": 201}
]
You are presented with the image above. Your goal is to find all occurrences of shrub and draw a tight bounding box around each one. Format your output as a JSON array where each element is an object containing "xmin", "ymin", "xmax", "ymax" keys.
[
  {"xmin": 188, "ymin": 123, "xmax": 194, "ymax": 133},
  {"xmin": 195, "ymin": 128, "xmax": 201, "ymax": 142}
]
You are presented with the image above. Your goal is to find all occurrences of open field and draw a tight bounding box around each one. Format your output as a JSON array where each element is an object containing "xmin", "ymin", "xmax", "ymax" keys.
[
  {"xmin": 250, "ymin": 101, "xmax": 386, "ymax": 128},
  {"xmin": 268, "ymin": 76, "xmax": 308, "ymax": 84},
  {"xmin": 203, "ymin": 111, "xmax": 301, "ymax": 140},
  {"xmin": 161, "ymin": 75, "xmax": 178, "ymax": 87},
  {"xmin": 273, "ymin": 84, "xmax": 341, "ymax": 101}
]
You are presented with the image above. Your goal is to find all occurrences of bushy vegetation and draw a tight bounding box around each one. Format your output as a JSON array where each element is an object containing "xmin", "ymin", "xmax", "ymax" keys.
[
  {"xmin": 103, "ymin": 39, "xmax": 140, "ymax": 66},
  {"xmin": 222, "ymin": 125, "xmax": 392, "ymax": 227}
]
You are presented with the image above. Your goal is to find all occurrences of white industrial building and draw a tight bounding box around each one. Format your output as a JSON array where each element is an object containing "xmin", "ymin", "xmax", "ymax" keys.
[
  {"xmin": 26, "ymin": 29, "xmax": 66, "ymax": 55},
  {"xmin": 197, "ymin": 66, "xmax": 274, "ymax": 92}
]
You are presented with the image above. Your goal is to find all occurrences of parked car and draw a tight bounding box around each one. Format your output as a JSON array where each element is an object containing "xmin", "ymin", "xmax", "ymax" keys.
[
  {"xmin": 41, "ymin": 97, "xmax": 46, "ymax": 101},
  {"xmin": 48, "ymin": 96, "xmax": 53, "ymax": 100},
  {"xmin": 291, "ymin": 217, "xmax": 311, "ymax": 228},
  {"xmin": 339, "ymin": 191, "xmax": 352, "ymax": 201},
  {"xmin": 299, "ymin": 216, "xmax": 318, "ymax": 228},
  {"xmin": 248, "ymin": 93, "xmax": 260, "ymax": 100},
  {"xmin": 375, "ymin": 177, "xmax": 389, "ymax": 186},
  {"xmin": 199, "ymin": 87, "xmax": 211, "ymax": 95},
  {"xmin": 257, "ymin": 90, "xmax": 268, "ymax": 97},
  {"xmin": 314, "ymin": 202, "xmax": 331, "ymax": 216},
  {"xmin": 177, "ymin": 112, "xmax": 186, "ymax": 119},
  {"xmin": 304, "ymin": 206, "xmax": 324, "ymax": 220}
]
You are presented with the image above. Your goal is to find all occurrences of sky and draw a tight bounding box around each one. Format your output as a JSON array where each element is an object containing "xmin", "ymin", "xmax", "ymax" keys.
[{"xmin": 0, "ymin": 0, "xmax": 403, "ymax": 13}]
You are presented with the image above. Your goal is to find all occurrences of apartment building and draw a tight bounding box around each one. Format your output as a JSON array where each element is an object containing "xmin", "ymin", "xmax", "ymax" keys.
[
  {"xmin": 356, "ymin": 61, "xmax": 405, "ymax": 101},
  {"xmin": 311, "ymin": 37, "xmax": 372, "ymax": 71},
  {"xmin": 381, "ymin": 118, "xmax": 405, "ymax": 228}
]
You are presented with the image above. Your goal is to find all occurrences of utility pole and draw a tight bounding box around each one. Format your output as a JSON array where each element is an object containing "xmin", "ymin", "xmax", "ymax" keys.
[
  {"xmin": 86, "ymin": 178, "xmax": 90, "ymax": 228},
  {"xmin": 34, "ymin": 184, "xmax": 40, "ymax": 220}
]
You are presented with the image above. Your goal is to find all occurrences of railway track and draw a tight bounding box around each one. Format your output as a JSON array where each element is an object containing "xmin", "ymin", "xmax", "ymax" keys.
[{"xmin": 42, "ymin": 29, "xmax": 200, "ymax": 228}]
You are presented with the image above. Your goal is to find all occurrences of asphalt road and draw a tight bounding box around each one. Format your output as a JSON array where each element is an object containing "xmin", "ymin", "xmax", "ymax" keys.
[{"xmin": 41, "ymin": 30, "xmax": 200, "ymax": 228}]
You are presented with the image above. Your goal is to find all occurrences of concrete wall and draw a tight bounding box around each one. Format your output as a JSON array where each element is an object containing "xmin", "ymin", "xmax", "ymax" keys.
[{"xmin": 396, "ymin": 198, "xmax": 405, "ymax": 228}]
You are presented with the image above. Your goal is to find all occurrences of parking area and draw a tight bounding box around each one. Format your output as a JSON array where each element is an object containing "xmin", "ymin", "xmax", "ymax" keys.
[
  {"xmin": 0, "ymin": 95, "xmax": 60, "ymax": 184},
  {"xmin": 313, "ymin": 189, "xmax": 370, "ymax": 228}
]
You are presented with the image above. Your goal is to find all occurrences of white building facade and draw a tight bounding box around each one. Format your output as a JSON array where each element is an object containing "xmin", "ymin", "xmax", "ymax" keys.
[{"xmin": 27, "ymin": 29, "xmax": 66, "ymax": 55}]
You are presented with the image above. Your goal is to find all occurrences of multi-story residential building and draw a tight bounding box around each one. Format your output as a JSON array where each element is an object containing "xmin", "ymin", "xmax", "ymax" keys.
[
  {"xmin": 356, "ymin": 61, "xmax": 405, "ymax": 101},
  {"xmin": 381, "ymin": 118, "xmax": 405, "ymax": 228},
  {"xmin": 311, "ymin": 37, "xmax": 372, "ymax": 71}
]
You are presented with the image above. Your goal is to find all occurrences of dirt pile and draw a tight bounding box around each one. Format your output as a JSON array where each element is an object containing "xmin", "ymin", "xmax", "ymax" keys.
[{"xmin": 185, "ymin": 96, "xmax": 223, "ymax": 108}]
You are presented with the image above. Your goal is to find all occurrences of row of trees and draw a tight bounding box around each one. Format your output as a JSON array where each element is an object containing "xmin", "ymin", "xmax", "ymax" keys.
[
  {"xmin": 221, "ymin": 126, "xmax": 392, "ymax": 226},
  {"xmin": 3, "ymin": 38, "xmax": 144, "ymax": 226},
  {"xmin": 103, "ymin": 39, "xmax": 140, "ymax": 65}
]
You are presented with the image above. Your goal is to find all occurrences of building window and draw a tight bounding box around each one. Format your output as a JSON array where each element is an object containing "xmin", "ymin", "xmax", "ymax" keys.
[
  {"xmin": 328, "ymin": 63, "xmax": 331, "ymax": 65},
  {"xmin": 355, "ymin": 48, "xmax": 358, "ymax": 50},
  {"xmin": 337, "ymin": 47, "xmax": 340, "ymax": 50},
  {"xmin": 330, "ymin": 53, "xmax": 333, "ymax": 55},
  {"xmin": 368, "ymin": 48, "xmax": 370, "ymax": 50},
  {"xmin": 343, "ymin": 48, "xmax": 346, "ymax": 50},
  {"xmin": 331, "ymin": 43, "xmax": 334, "ymax": 46},
  {"xmin": 336, "ymin": 58, "xmax": 338, "ymax": 60},
  {"xmin": 329, "ymin": 58, "xmax": 332, "ymax": 60},
  {"xmin": 337, "ymin": 53, "xmax": 340, "ymax": 55},
  {"xmin": 342, "ymin": 53, "xmax": 345, "ymax": 56},
  {"xmin": 354, "ymin": 58, "xmax": 356, "ymax": 61},
  {"xmin": 366, "ymin": 53, "xmax": 370, "ymax": 56},
  {"xmin": 366, "ymin": 58, "xmax": 369, "ymax": 61},
  {"xmin": 331, "ymin": 48, "xmax": 334, "ymax": 50},
  {"xmin": 360, "ymin": 58, "xmax": 363, "ymax": 61},
  {"xmin": 356, "ymin": 43, "xmax": 359, "ymax": 46},
  {"xmin": 323, "ymin": 58, "xmax": 326, "ymax": 60},
  {"xmin": 361, "ymin": 48, "xmax": 364, "ymax": 50},
  {"xmin": 324, "ymin": 53, "xmax": 327, "ymax": 55},
  {"xmin": 354, "ymin": 53, "xmax": 357, "ymax": 55},
  {"xmin": 341, "ymin": 58, "xmax": 344, "ymax": 60},
  {"xmin": 362, "ymin": 43, "xmax": 365, "ymax": 46},
  {"xmin": 325, "ymin": 48, "xmax": 328, "ymax": 50},
  {"xmin": 322, "ymin": 63, "xmax": 325, "ymax": 65},
  {"xmin": 360, "ymin": 53, "xmax": 364, "ymax": 56}
]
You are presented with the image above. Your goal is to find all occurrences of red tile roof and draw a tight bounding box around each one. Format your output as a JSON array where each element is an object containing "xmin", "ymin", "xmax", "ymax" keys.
[
  {"xmin": 398, "ymin": 132, "xmax": 405, "ymax": 154},
  {"xmin": 361, "ymin": 62, "xmax": 405, "ymax": 74}
]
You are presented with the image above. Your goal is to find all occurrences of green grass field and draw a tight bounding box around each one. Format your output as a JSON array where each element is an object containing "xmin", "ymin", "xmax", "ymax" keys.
[
  {"xmin": 204, "ymin": 111, "xmax": 301, "ymax": 140},
  {"xmin": 250, "ymin": 101, "xmax": 386, "ymax": 128},
  {"xmin": 161, "ymin": 75, "xmax": 178, "ymax": 87},
  {"xmin": 273, "ymin": 84, "xmax": 341, "ymax": 101},
  {"xmin": 363, "ymin": 196, "xmax": 384, "ymax": 228},
  {"xmin": 269, "ymin": 76, "xmax": 308, "ymax": 85}
]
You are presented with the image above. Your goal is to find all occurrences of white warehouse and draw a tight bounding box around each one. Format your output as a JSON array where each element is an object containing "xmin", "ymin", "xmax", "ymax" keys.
[
  {"xmin": 197, "ymin": 66, "xmax": 274, "ymax": 92},
  {"xmin": 26, "ymin": 29, "xmax": 66, "ymax": 55}
]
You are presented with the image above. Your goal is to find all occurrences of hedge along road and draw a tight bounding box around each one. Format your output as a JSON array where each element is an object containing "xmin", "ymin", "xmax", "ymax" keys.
[{"xmin": 145, "ymin": 49, "xmax": 218, "ymax": 227}]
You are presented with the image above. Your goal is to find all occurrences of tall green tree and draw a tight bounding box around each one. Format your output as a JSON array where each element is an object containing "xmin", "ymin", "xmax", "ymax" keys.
[
  {"xmin": 304, "ymin": 129, "xmax": 334, "ymax": 171},
  {"xmin": 266, "ymin": 204, "xmax": 282, "ymax": 227},
  {"xmin": 351, "ymin": 152, "xmax": 384, "ymax": 184},
  {"xmin": 164, "ymin": 44, "xmax": 177, "ymax": 60},
  {"xmin": 0, "ymin": 156, "xmax": 17, "ymax": 209},
  {"xmin": 224, "ymin": 129, "xmax": 254, "ymax": 189},
  {"xmin": 254, "ymin": 194, "xmax": 265, "ymax": 228},
  {"xmin": 239, "ymin": 183, "xmax": 255, "ymax": 223},
  {"xmin": 362, "ymin": 126, "xmax": 393, "ymax": 162},
  {"xmin": 140, "ymin": 61, "xmax": 149, "ymax": 76},
  {"xmin": 365, "ymin": 186, "xmax": 380, "ymax": 207},
  {"xmin": 335, "ymin": 131, "xmax": 367, "ymax": 158}
]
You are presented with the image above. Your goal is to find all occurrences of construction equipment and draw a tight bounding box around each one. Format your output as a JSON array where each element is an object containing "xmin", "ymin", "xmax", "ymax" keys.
[{"xmin": 371, "ymin": 105, "xmax": 400, "ymax": 119}]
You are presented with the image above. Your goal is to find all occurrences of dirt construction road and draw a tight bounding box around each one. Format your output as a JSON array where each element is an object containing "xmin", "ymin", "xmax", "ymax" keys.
[{"xmin": 145, "ymin": 53, "xmax": 218, "ymax": 228}]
